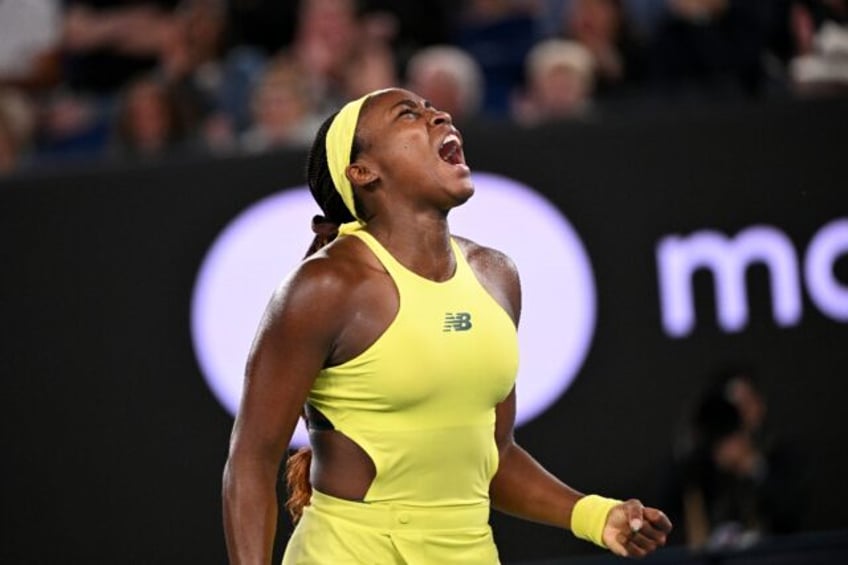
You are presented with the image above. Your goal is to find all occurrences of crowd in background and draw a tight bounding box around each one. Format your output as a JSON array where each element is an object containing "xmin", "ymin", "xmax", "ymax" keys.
[{"xmin": 1, "ymin": 0, "xmax": 847, "ymax": 176}]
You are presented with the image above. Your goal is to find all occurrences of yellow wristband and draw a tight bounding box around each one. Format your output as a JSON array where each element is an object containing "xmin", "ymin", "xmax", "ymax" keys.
[{"xmin": 571, "ymin": 494, "xmax": 621, "ymax": 548}]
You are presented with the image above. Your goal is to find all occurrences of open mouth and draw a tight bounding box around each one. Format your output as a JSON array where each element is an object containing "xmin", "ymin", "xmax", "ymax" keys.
[{"xmin": 438, "ymin": 133, "xmax": 465, "ymax": 166}]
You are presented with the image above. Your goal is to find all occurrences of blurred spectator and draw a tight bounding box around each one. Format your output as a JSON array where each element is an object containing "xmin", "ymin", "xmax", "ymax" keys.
[
  {"xmin": 240, "ymin": 57, "xmax": 322, "ymax": 153},
  {"xmin": 649, "ymin": 0, "xmax": 774, "ymax": 100},
  {"xmin": 62, "ymin": 0, "xmax": 179, "ymax": 95},
  {"xmin": 113, "ymin": 75, "xmax": 194, "ymax": 157},
  {"xmin": 405, "ymin": 45, "xmax": 485, "ymax": 123},
  {"xmin": 537, "ymin": 1, "xmax": 666, "ymax": 53},
  {"xmin": 664, "ymin": 368, "xmax": 805, "ymax": 550},
  {"xmin": 363, "ymin": 0, "xmax": 454, "ymax": 68},
  {"xmin": 160, "ymin": 0, "xmax": 255, "ymax": 151},
  {"xmin": 453, "ymin": 0, "xmax": 539, "ymax": 117},
  {"xmin": 0, "ymin": 89, "xmax": 37, "ymax": 174},
  {"xmin": 161, "ymin": 0, "xmax": 226, "ymax": 82},
  {"xmin": 285, "ymin": 0, "xmax": 401, "ymax": 112},
  {"xmin": 0, "ymin": 0, "xmax": 62, "ymax": 92},
  {"xmin": 342, "ymin": 32, "xmax": 398, "ymax": 100},
  {"xmin": 788, "ymin": 0, "xmax": 848, "ymax": 95},
  {"xmin": 561, "ymin": 0, "xmax": 647, "ymax": 100},
  {"xmin": 290, "ymin": 0, "xmax": 363, "ymax": 112},
  {"xmin": 512, "ymin": 39, "xmax": 595, "ymax": 125},
  {"xmin": 34, "ymin": 90, "xmax": 111, "ymax": 163},
  {"xmin": 723, "ymin": 370, "xmax": 768, "ymax": 441}
]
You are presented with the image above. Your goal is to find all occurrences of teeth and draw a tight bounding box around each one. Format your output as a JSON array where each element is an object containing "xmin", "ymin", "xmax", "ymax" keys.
[
  {"xmin": 441, "ymin": 134, "xmax": 460, "ymax": 149},
  {"xmin": 438, "ymin": 132, "xmax": 463, "ymax": 165}
]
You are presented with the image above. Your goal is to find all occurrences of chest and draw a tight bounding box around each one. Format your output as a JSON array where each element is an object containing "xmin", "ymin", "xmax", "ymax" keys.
[{"xmin": 339, "ymin": 277, "xmax": 519, "ymax": 415}]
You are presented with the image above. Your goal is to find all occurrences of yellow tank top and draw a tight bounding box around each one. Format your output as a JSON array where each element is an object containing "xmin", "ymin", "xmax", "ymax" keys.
[{"xmin": 307, "ymin": 229, "xmax": 519, "ymax": 507}]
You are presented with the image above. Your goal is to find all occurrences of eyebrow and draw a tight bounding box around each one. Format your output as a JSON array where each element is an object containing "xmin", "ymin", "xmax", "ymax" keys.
[{"xmin": 390, "ymin": 98, "xmax": 434, "ymax": 113}]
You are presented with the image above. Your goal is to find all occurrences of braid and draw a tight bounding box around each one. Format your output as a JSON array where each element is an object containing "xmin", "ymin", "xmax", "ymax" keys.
[{"xmin": 285, "ymin": 446, "xmax": 313, "ymax": 523}]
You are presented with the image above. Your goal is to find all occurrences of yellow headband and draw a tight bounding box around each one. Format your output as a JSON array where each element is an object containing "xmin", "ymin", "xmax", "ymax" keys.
[{"xmin": 325, "ymin": 89, "xmax": 390, "ymax": 223}]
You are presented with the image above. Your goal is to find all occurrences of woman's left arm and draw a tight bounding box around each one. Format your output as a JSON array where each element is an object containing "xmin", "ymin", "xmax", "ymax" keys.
[
  {"xmin": 489, "ymin": 388, "xmax": 582, "ymax": 529},
  {"xmin": 490, "ymin": 391, "xmax": 672, "ymax": 557},
  {"xmin": 478, "ymin": 243, "xmax": 672, "ymax": 557}
]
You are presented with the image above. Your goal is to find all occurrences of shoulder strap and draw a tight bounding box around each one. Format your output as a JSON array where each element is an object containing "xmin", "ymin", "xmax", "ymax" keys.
[{"xmin": 345, "ymin": 230, "xmax": 406, "ymax": 280}]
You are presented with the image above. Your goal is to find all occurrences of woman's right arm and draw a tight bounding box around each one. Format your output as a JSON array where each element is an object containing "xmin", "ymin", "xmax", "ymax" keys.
[{"xmin": 222, "ymin": 258, "xmax": 348, "ymax": 564}]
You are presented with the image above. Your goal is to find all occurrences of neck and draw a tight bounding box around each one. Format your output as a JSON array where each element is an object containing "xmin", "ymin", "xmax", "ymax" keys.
[{"xmin": 364, "ymin": 210, "xmax": 454, "ymax": 282}]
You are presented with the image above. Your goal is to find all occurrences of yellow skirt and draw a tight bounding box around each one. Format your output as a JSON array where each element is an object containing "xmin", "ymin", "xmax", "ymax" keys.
[{"xmin": 282, "ymin": 490, "xmax": 500, "ymax": 564}]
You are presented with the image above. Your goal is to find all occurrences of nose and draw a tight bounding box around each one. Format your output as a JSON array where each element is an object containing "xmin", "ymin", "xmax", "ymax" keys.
[{"xmin": 428, "ymin": 107, "xmax": 452, "ymax": 127}]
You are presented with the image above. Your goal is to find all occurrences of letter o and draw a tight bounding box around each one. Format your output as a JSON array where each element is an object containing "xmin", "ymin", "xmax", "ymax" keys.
[{"xmin": 805, "ymin": 218, "xmax": 848, "ymax": 321}]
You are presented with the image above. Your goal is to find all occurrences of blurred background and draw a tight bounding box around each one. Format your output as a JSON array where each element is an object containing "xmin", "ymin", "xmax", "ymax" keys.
[{"xmin": 1, "ymin": 0, "xmax": 848, "ymax": 563}]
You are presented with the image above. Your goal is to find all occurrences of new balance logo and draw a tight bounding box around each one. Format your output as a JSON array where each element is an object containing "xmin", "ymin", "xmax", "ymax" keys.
[{"xmin": 443, "ymin": 312, "xmax": 473, "ymax": 332}]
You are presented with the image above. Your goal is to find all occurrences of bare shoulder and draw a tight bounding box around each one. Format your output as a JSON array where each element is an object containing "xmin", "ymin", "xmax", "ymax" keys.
[
  {"xmin": 454, "ymin": 236, "xmax": 520, "ymax": 285},
  {"xmin": 246, "ymin": 234, "xmax": 393, "ymax": 374},
  {"xmin": 454, "ymin": 235, "xmax": 521, "ymax": 325},
  {"xmin": 264, "ymin": 235, "xmax": 381, "ymax": 330}
]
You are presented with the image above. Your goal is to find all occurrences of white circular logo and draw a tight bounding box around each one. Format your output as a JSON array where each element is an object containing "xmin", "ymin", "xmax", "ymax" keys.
[{"xmin": 191, "ymin": 172, "xmax": 596, "ymax": 445}]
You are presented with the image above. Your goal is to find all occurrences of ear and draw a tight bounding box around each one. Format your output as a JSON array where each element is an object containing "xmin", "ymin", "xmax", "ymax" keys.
[{"xmin": 346, "ymin": 162, "xmax": 379, "ymax": 190}]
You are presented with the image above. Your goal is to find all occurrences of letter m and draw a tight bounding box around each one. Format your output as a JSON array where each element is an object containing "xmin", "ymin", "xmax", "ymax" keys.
[{"xmin": 656, "ymin": 226, "xmax": 802, "ymax": 337}]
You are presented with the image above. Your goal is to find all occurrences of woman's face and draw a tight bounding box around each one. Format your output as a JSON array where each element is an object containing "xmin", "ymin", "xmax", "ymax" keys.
[{"xmin": 352, "ymin": 88, "xmax": 474, "ymax": 215}]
